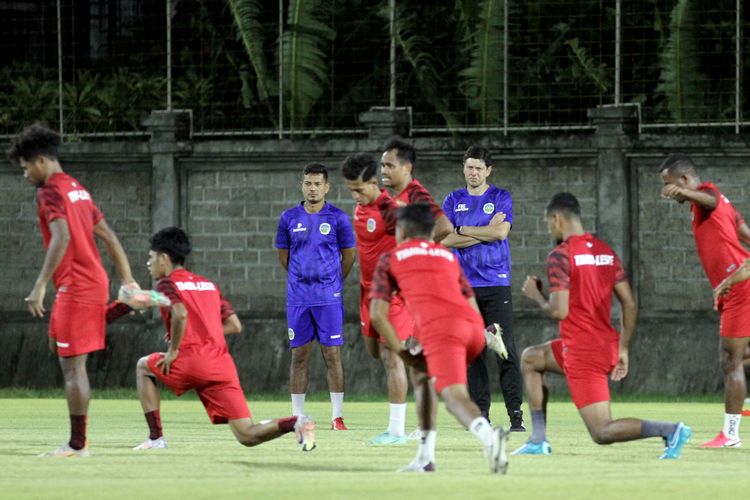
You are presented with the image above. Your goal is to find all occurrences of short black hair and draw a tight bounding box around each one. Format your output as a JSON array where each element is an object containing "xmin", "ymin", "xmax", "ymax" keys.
[
  {"xmin": 303, "ymin": 162, "xmax": 328, "ymax": 181},
  {"xmin": 341, "ymin": 153, "xmax": 378, "ymax": 182},
  {"xmin": 545, "ymin": 192, "xmax": 581, "ymax": 219},
  {"xmin": 463, "ymin": 144, "xmax": 492, "ymax": 167},
  {"xmin": 384, "ymin": 136, "xmax": 416, "ymax": 167},
  {"xmin": 397, "ymin": 203, "xmax": 435, "ymax": 239},
  {"xmin": 150, "ymin": 226, "xmax": 192, "ymax": 266},
  {"xmin": 658, "ymin": 154, "xmax": 697, "ymax": 176},
  {"xmin": 6, "ymin": 122, "xmax": 61, "ymax": 163}
]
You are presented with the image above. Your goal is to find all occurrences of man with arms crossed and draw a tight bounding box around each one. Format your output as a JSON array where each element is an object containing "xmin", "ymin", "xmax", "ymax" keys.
[
  {"xmin": 442, "ymin": 144, "xmax": 524, "ymax": 431},
  {"xmin": 514, "ymin": 192, "xmax": 690, "ymax": 459},
  {"xmin": 276, "ymin": 163, "xmax": 356, "ymax": 429},
  {"xmin": 130, "ymin": 227, "xmax": 315, "ymax": 451},
  {"xmin": 8, "ymin": 123, "xmax": 137, "ymax": 457},
  {"xmin": 370, "ymin": 204, "xmax": 509, "ymax": 473},
  {"xmin": 660, "ymin": 154, "xmax": 750, "ymax": 447}
]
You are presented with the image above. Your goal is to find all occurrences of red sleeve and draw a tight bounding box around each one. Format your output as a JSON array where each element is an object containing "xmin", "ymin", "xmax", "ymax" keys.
[
  {"xmin": 36, "ymin": 186, "xmax": 67, "ymax": 223},
  {"xmin": 378, "ymin": 196, "xmax": 399, "ymax": 235},
  {"xmin": 613, "ymin": 253, "xmax": 627, "ymax": 284},
  {"xmin": 408, "ymin": 186, "xmax": 445, "ymax": 220},
  {"xmin": 369, "ymin": 253, "xmax": 398, "ymax": 302},
  {"xmin": 156, "ymin": 278, "xmax": 182, "ymax": 305},
  {"xmin": 458, "ymin": 269, "xmax": 475, "ymax": 299},
  {"xmin": 105, "ymin": 301, "xmax": 133, "ymax": 324},
  {"xmin": 547, "ymin": 244, "xmax": 570, "ymax": 292},
  {"xmin": 220, "ymin": 296, "xmax": 236, "ymax": 321}
]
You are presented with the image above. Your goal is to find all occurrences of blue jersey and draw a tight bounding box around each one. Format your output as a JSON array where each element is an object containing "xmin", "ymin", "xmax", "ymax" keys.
[
  {"xmin": 276, "ymin": 202, "xmax": 356, "ymax": 306},
  {"xmin": 442, "ymin": 185, "xmax": 513, "ymax": 287}
]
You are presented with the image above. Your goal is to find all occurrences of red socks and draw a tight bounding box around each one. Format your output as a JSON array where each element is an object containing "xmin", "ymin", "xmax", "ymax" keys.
[
  {"xmin": 277, "ymin": 416, "xmax": 298, "ymax": 434},
  {"xmin": 69, "ymin": 414, "xmax": 87, "ymax": 450},
  {"xmin": 145, "ymin": 410, "xmax": 163, "ymax": 440}
]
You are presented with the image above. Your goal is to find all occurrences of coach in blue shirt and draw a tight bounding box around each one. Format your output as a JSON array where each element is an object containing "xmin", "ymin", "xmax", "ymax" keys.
[
  {"xmin": 276, "ymin": 163, "xmax": 356, "ymax": 430},
  {"xmin": 441, "ymin": 145, "xmax": 524, "ymax": 432}
]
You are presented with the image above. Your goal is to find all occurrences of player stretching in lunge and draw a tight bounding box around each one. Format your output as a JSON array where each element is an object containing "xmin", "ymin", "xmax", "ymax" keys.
[
  {"xmin": 514, "ymin": 192, "xmax": 690, "ymax": 459},
  {"xmin": 129, "ymin": 227, "xmax": 315, "ymax": 452},
  {"xmin": 660, "ymin": 154, "xmax": 750, "ymax": 447},
  {"xmin": 370, "ymin": 204, "xmax": 509, "ymax": 474},
  {"xmin": 9, "ymin": 123, "xmax": 137, "ymax": 457}
]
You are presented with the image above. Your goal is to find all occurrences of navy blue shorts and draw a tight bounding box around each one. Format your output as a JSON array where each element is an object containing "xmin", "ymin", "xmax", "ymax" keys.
[{"xmin": 286, "ymin": 303, "xmax": 345, "ymax": 348}]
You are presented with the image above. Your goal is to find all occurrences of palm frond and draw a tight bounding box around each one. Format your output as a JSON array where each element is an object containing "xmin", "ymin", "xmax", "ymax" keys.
[
  {"xmin": 565, "ymin": 38, "xmax": 612, "ymax": 94},
  {"xmin": 282, "ymin": 0, "xmax": 336, "ymax": 130},
  {"xmin": 227, "ymin": 0, "xmax": 276, "ymax": 102},
  {"xmin": 458, "ymin": 0, "xmax": 505, "ymax": 125},
  {"xmin": 656, "ymin": 0, "xmax": 707, "ymax": 122},
  {"xmin": 390, "ymin": 6, "xmax": 460, "ymax": 130}
]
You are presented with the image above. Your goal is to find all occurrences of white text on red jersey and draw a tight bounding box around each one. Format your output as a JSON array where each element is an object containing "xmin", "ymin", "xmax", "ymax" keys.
[
  {"xmin": 176, "ymin": 281, "xmax": 216, "ymax": 292},
  {"xmin": 573, "ymin": 254, "xmax": 614, "ymax": 266}
]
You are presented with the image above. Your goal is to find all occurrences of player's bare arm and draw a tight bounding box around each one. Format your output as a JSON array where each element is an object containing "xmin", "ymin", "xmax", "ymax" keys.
[
  {"xmin": 340, "ymin": 247, "xmax": 356, "ymax": 279},
  {"xmin": 277, "ymin": 249, "xmax": 290, "ymax": 271},
  {"xmin": 612, "ymin": 280, "xmax": 637, "ymax": 382},
  {"xmin": 713, "ymin": 259, "xmax": 750, "ymax": 308},
  {"xmin": 94, "ymin": 218, "xmax": 136, "ymax": 285},
  {"xmin": 661, "ymin": 183, "xmax": 718, "ymax": 209},
  {"xmin": 26, "ymin": 218, "xmax": 70, "ymax": 318},
  {"xmin": 431, "ymin": 214, "xmax": 454, "ymax": 243},
  {"xmin": 458, "ymin": 212, "xmax": 511, "ymax": 243},
  {"xmin": 737, "ymin": 222, "xmax": 750, "ymax": 249},
  {"xmin": 370, "ymin": 297, "xmax": 424, "ymax": 371},
  {"xmin": 223, "ymin": 314, "xmax": 242, "ymax": 336},
  {"xmin": 521, "ymin": 275, "xmax": 569, "ymax": 320},
  {"xmin": 157, "ymin": 302, "xmax": 188, "ymax": 375}
]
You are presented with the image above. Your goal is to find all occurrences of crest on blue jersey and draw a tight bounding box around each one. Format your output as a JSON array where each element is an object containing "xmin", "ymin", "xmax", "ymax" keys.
[
  {"xmin": 288, "ymin": 328, "xmax": 295, "ymax": 340},
  {"xmin": 483, "ymin": 202, "xmax": 495, "ymax": 214},
  {"xmin": 367, "ymin": 218, "xmax": 376, "ymax": 232},
  {"xmin": 319, "ymin": 223, "xmax": 331, "ymax": 235}
]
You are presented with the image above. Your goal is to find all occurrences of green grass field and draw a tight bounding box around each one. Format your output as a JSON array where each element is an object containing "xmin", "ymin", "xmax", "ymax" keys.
[{"xmin": 1, "ymin": 396, "xmax": 748, "ymax": 499}]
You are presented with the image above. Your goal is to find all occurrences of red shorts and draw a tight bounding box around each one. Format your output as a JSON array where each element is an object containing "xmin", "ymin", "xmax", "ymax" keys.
[
  {"xmin": 147, "ymin": 351, "xmax": 251, "ymax": 424},
  {"xmin": 719, "ymin": 282, "xmax": 750, "ymax": 338},
  {"xmin": 360, "ymin": 286, "xmax": 413, "ymax": 342},
  {"xmin": 420, "ymin": 317, "xmax": 485, "ymax": 393},
  {"xmin": 550, "ymin": 338, "xmax": 617, "ymax": 409},
  {"xmin": 49, "ymin": 299, "xmax": 106, "ymax": 357}
]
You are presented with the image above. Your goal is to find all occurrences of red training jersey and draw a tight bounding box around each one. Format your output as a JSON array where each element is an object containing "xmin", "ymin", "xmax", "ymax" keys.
[
  {"xmin": 547, "ymin": 233, "xmax": 627, "ymax": 360},
  {"xmin": 370, "ymin": 239, "xmax": 483, "ymax": 341},
  {"xmin": 353, "ymin": 189, "xmax": 399, "ymax": 288},
  {"xmin": 395, "ymin": 179, "xmax": 445, "ymax": 220},
  {"xmin": 691, "ymin": 182, "xmax": 750, "ymax": 289},
  {"xmin": 36, "ymin": 172, "xmax": 108, "ymax": 304},
  {"xmin": 157, "ymin": 268, "xmax": 231, "ymax": 355}
]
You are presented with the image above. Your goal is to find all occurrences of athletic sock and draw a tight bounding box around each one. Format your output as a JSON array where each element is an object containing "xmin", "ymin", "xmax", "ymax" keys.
[
  {"xmin": 640, "ymin": 420, "xmax": 678, "ymax": 438},
  {"xmin": 144, "ymin": 410, "xmax": 163, "ymax": 440},
  {"xmin": 388, "ymin": 403, "xmax": 406, "ymax": 437},
  {"xmin": 530, "ymin": 410, "xmax": 547, "ymax": 444},
  {"xmin": 291, "ymin": 393, "xmax": 306, "ymax": 417},
  {"xmin": 69, "ymin": 414, "xmax": 87, "ymax": 450},
  {"xmin": 330, "ymin": 392, "xmax": 344, "ymax": 420},
  {"xmin": 723, "ymin": 413, "xmax": 741, "ymax": 440},
  {"xmin": 278, "ymin": 416, "xmax": 298, "ymax": 434},
  {"xmin": 416, "ymin": 430, "xmax": 437, "ymax": 463},
  {"xmin": 469, "ymin": 416, "xmax": 493, "ymax": 448}
]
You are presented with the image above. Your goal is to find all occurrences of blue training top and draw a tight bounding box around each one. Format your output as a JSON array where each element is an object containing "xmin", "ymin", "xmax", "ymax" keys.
[
  {"xmin": 442, "ymin": 185, "xmax": 513, "ymax": 287},
  {"xmin": 275, "ymin": 201, "xmax": 356, "ymax": 306}
]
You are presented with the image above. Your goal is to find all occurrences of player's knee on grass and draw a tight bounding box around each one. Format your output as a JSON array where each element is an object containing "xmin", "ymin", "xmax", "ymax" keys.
[{"xmin": 521, "ymin": 345, "xmax": 544, "ymax": 371}]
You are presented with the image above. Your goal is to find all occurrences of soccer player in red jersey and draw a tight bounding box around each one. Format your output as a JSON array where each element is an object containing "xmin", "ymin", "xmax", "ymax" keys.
[
  {"xmin": 515, "ymin": 192, "xmax": 690, "ymax": 459},
  {"xmin": 341, "ymin": 153, "xmax": 414, "ymax": 445},
  {"xmin": 132, "ymin": 227, "xmax": 315, "ymax": 451},
  {"xmin": 369, "ymin": 204, "xmax": 509, "ymax": 474},
  {"xmin": 380, "ymin": 136, "xmax": 453, "ymax": 242},
  {"xmin": 7, "ymin": 123, "xmax": 137, "ymax": 458},
  {"xmin": 660, "ymin": 154, "xmax": 750, "ymax": 447}
]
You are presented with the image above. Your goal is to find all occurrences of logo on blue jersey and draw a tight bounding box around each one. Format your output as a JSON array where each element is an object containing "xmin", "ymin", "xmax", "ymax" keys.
[
  {"xmin": 288, "ymin": 328, "xmax": 295, "ymax": 340},
  {"xmin": 292, "ymin": 222, "xmax": 307, "ymax": 233},
  {"xmin": 455, "ymin": 203, "xmax": 469, "ymax": 212},
  {"xmin": 367, "ymin": 218, "xmax": 376, "ymax": 232},
  {"xmin": 483, "ymin": 203, "xmax": 495, "ymax": 214},
  {"xmin": 319, "ymin": 223, "xmax": 331, "ymax": 235}
]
